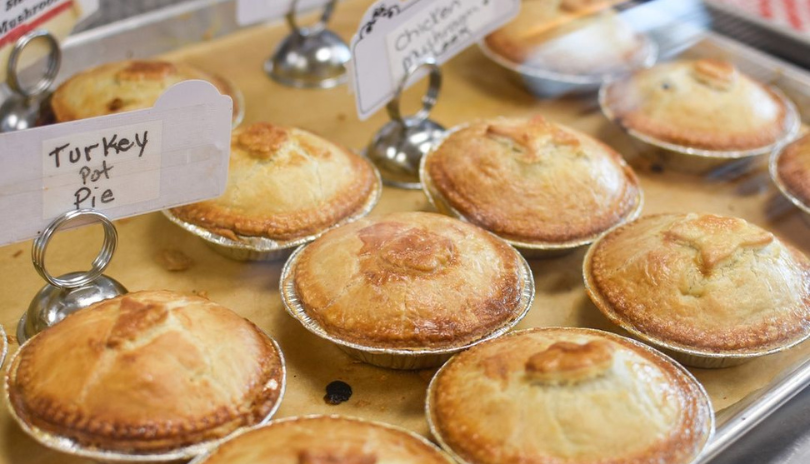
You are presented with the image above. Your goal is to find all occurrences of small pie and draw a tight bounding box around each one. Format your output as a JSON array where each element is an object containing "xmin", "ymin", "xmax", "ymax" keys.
[
  {"xmin": 424, "ymin": 116, "xmax": 641, "ymax": 245},
  {"xmin": 585, "ymin": 213, "xmax": 810, "ymax": 359},
  {"xmin": 774, "ymin": 133, "xmax": 810, "ymax": 208},
  {"xmin": 485, "ymin": 0, "xmax": 649, "ymax": 76},
  {"xmin": 51, "ymin": 59, "xmax": 241, "ymax": 122},
  {"xmin": 170, "ymin": 122, "xmax": 378, "ymax": 242},
  {"xmin": 7, "ymin": 290, "xmax": 285, "ymax": 454},
  {"xmin": 196, "ymin": 415, "xmax": 454, "ymax": 464},
  {"xmin": 428, "ymin": 327, "xmax": 714, "ymax": 464},
  {"xmin": 291, "ymin": 212, "xmax": 529, "ymax": 350},
  {"xmin": 603, "ymin": 59, "xmax": 790, "ymax": 151}
]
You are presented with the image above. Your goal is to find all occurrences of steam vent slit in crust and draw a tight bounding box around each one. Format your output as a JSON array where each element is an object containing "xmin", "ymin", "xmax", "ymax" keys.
[
  {"xmin": 7, "ymin": 290, "xmax": 285, "ymax": 455},
  {"xmin": 585, "ymin": 213, "xmax": 810, "ymax": 365},
  {"xmin": 170, "ymin": 122, "xmax": 377, "ymax": 242}
]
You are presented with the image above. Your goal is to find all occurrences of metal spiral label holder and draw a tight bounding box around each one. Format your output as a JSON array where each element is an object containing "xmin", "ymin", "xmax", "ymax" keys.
[
  {"xmin": 0, "ymin": 30, "xmax": 61, "ymax": 132},
  {"xmin": 17, "ymin": 209, "xmax": 127, "ymax": 344},
  {"xmin": 366, "ymin": 57, "xmax": 445, "ymax": 189},
  {"xmin": 265, "ymin": 0, "xmax": 351, "ymax": 89}
]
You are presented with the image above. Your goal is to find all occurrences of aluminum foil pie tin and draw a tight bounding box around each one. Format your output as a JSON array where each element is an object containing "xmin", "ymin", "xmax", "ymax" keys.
[
  {"xmin": 3, "ymin": 330, "xmax": 287, "ymax": 463},
  {"xmin": 419, "ymin": 126, "xmax": 644, "ymax": 259},
  {"xmin": 478, "ymin": 36, "xmax": 658, "ymax": 99},
  {"xmin": 187, "ymin": 414, "xmax": 457, "ymax": 464},
  {"xmin": 0, "ymin": 324, "xmax": 7, "ymax": 369},
  {"xmin": 582, "ymin": 236, "xmax": 810, "ymax": 369},
  {"xmin": 164, "ymin": 160, "xmax": 382, "ymax": 261},
  {"xmin": 599, "ymin": 83, "xmax": 801, "ymax": 176},
  {"xmin": 769, "ymin": 142, "xmax": 810, "ymax": 227},
  {"xmin": 425, "ymin": 327, "xmax": 715, "ymax": 464},
  {"xmin": 280, "ymin": 241, "xmax": 536, "ymax": 370}
]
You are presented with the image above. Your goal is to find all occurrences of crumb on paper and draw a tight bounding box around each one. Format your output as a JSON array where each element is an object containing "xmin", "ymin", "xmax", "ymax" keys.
[
  {"xmin": 192, "ymin": 290, "xmax": 210, "ymax": 299},
  {"xmin": 11, "ymin": 250, "xmax": 22, "ymax": 258},
  {"xmin": 156, "ymin": 249, "xmax": 194, "ymax": 272}
]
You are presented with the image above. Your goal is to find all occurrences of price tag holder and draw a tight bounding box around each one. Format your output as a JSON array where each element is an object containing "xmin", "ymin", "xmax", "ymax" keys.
[
  {"xmin": 350, "ymin": 0, "xmax": 520, "ymax": 120},
  {"xmin": 0, "ymin": 79, "xmax": 232, "ymax": 247}
]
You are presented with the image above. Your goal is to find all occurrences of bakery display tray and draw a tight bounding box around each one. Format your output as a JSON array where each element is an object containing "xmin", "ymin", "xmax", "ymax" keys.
[{"xmin": 2, "ymin": 1, "xmax": 810, "ymax": 463}]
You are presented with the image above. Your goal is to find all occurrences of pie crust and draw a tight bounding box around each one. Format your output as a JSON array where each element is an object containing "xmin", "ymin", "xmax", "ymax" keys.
[
  {"xmin": 775, "ymin": 134, "xmax": 810, "ymax": 208},
  {"xmin": 603, "ymin": 59, "xmax": 788, "ymax": 151},
  {"xmin": 428, "ymin": 327, "xmax": 714, "ymax": 464},
  {"xmin": 195, "ymin": 415, "xmax": 454, "ymax": 464},
  {"xmin": 170, "ymin": 122, "xmax": 377, "ymax": 241},
  {"xmin": 292, "ymin": 212, "xmax": 527, "ymax": 350},
  {"xmin": 425, "ymin": 116, "xmax": 641, "ymax": 244},
  {"xmin": 7, "ymin": 290, "xmax": 285, "ymax": 453},
  {"xmin": 51, "ymin": 60, "xmax": 241, "ymax": 122},
  {"xmin": 586, "ymin": 213, "xmax": 810, "ymax": 355}
]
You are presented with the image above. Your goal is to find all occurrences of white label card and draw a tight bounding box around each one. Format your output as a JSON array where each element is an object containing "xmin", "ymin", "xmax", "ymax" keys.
[
  {"xmin": 41, "ymin": 120, "xmax": 163, "ymax": 218},
  {"xmin": 236, "ymin": 0, "xmax": 332, "ymax": 27},
  {"xmin": 350, "ymin": 0, "xmax": 520, "ymax": 120},
  {"xmin": 0, "ymin": 80, "xmax": 232, "ymax": 247}
]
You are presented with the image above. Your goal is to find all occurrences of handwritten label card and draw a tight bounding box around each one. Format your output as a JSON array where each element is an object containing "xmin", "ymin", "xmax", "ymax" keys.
[
  {"xmin": 41, "ymin": 120, "xmax": 162, "ymax": 217},
  {"xmin": 0, "ymin": 80, "xmax": 232, "ymax": 246},
  {"xmin": 350, "ymin": 0, "xmax": 519, "ymax": 120}
]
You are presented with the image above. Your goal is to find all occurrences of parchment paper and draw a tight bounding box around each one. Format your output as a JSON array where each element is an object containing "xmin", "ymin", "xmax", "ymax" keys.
[{"xmin": 2, "ymin": 1, "xmax": 810, "ymax": 462}]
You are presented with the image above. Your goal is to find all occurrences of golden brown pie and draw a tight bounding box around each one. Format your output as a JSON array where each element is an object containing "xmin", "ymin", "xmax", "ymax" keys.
[
  {"xmin": 428, "ymin": 327, "xmax": 714, "ymax": 464},
  {"xmin": 603, "ymin": 59, "xmax": 789, "ymax": 151},
  {"xmin": 775, "ymin": 134, "xmax": 810, "ymax": 208},
  {"xmin": 7, "ymin": 290, "xmax": 285, "ymax": 454},
  {"xmin": 170, "ymin": 122, "xmax": 377, "ymax": 242},
  {"xmin": 292, "ymin": 212, "xmax": 528, "ymax": 350},
  {"xmin": 196, "ymin": 416, "xmax": 454, "ymax": 464},
  {"xmin": 485, "ymin": 1, "xmax": 648, "ymax": 76},
  {"xmin": 585, "ymin": 213, "xmax": 810, "ymax": 358},
  {"xmin": 51, "ymin": 59, "xmax": 240, "ymax": 122},
  {"xmin": 424, "ymin": 116, "xmax": 641, "ymax": 244}
]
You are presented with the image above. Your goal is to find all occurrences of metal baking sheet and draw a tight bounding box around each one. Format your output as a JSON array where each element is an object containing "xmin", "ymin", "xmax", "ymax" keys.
[{"xmin": 1, "ymin": 1, "xmax": 810, "ymax": 463}]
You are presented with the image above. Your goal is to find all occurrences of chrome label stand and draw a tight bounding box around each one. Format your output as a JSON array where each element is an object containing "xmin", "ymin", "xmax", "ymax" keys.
[
  {"xmin": 0, "ymin": 30, "xmax": 61, "ymax": 132},
  {"xmin": 18, "ymin": 209, "xmax": 127, "ymax": 344},
  {"xmin": 366, "ymin": 58, "xmax": 445, "ymax": 189}
]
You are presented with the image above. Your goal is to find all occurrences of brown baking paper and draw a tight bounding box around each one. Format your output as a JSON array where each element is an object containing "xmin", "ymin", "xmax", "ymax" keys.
[{"xmin": 2, "ymin": 1, "xmax": 810, "ymax": 462}]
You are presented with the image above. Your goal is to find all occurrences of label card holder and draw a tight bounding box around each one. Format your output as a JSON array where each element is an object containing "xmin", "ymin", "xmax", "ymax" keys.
[
  {"xmin": 0, "ymin": 79, "xmax": 232, "ymax": 246},
  {"xmin": 350, "ymin": 0, "xmax": 520, "ymax": 120}
]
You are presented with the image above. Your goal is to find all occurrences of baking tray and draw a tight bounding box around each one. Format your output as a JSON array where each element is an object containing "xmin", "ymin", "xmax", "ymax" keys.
[{"xmin": 1, "ymin": 2, "xmax": 810, "ymax": 463}]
